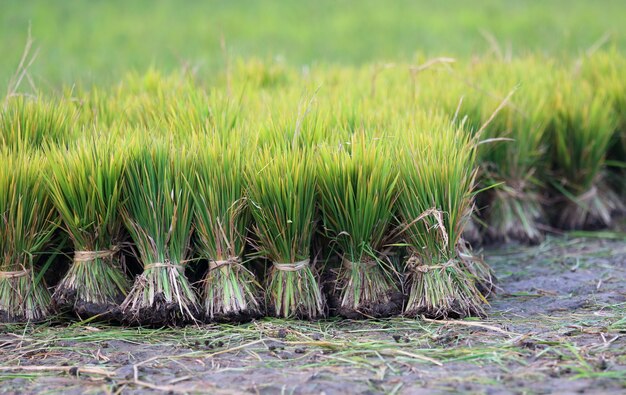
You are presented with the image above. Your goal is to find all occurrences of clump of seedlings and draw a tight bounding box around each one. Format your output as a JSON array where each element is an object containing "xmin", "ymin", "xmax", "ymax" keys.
[
  {"xmin": 580, "ymin": 52, "xmax": 626, "ymax": 202},
  {"xmin": 0, "ymin": 96, "xmax": 75, "ymax": 150},
  {"xmin": 0, "ymin": 149, "xmax": 58, "ymax": 322},
  {"xmin": 396, "ymin": 116, "xmax": 489, "ymax": 318},
  {"xmin": 317, "ymin": 134, "xmax": 402, "ymax": 318},
  {"xmin": 474, "ymin": 62, "xmax": 553, "ymax": 243},
  {"xmin": 446, "ymin": 59, "xmax": 553, "ymax": 244},
  {"xmin": 120, "ymin": 138, "xmax": 199, "ymax": 325},
  {"xmin": 550, "ymin": 76, "xmax": 623, "ymax": 230},
  {"xmin": 246, "ymin": 147, "xmax": 325, "ymax": 319},
  {"xmin": 45, "ymin": 136, "xmax": 129, "ymax": 319},
  {"xmin": 190, "ymin": 137, "xmax": 262, "ymax": 322}
]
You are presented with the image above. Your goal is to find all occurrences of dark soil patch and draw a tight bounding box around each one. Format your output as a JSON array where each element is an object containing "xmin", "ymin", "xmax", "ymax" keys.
[
  {"xmin": 122, "ymin": 293, "xmax": 200, "ymax": 327},
  {"xmin": 52, "ymin": 287, "xmax": 125, "ymax": 321},
  {"xmin": 323, "ymin": 270, "xmax": 405, "ymax": 319},
  {"xmin": 330, "ymin": 289, "xmax": 405, "ymax": 319},
  {"xmin": 200, "ymin": 308, "xmax": 264, "ymax": 324}
]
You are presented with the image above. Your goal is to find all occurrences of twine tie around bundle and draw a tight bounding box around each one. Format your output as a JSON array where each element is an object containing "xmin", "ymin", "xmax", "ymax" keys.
[
  {"xmin": 73, "ymin": 247, "xmax": 119, "ymax": 263},
  {"xmin": 577, "ymin": 185, "xmax": 598, "ymax": 204},
  {"xmin": 209, "ymin": 256, "xmax": 241, "ymax": 271},
  {"xmin": 406, "ymin": 255, "xmax": 456, "ymax": 273},
  {"xmin": 0, "ymin": 268, "xmax": 30, "ymax": 279},
  {"xmin": 273, "ymin": 259, "xmax": 310, "ymax": 272},
  {"xmin": 144, "ymin": 261, "xmax": 184, "ymax": 272},
  {"xmin": 341, "ymin": 256, "xmax": 378, "ymax": 269},
  {"xmin": 496, "ymin": 183, "xmax": 530, "ymax": 200}
]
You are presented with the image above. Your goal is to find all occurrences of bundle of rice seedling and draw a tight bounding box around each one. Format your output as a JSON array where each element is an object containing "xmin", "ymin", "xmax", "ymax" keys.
[
  {"xmin": 550, "ymin": 77, "xmax": 623, "ymax": 229},
  {"xmin": 317, "ymin": 134, "xmax": 401, "ymax": 318},
  {"xmin": 476, "ymin": 74, "xmax": 551, "ymax": 244},
  {"xmin": 581, "ymin": 52, "xmax": 626, "ymax": 200},
  {"xmin": 45, "ymin": 136, "xmax": 129, "ymax": 319},
  {"xmin": 120, "ymin": 138, "xmax": 199, "ymax": 325},
  {"xmin": 246, "ymin": 147, "xmax": 325, "ymax": 319},
  {"xmin": 620, "ymin": 133, "xmax": 626, "ymax": 200},
  {"xmin": 1, "ymin": 96, "xmax": 75, "ymax": 151},
  {"xmin": 396, "ymin": 116, "xmax": 488, "ymax": 318},
  {"xmin": 407, "ymin": 66, "xmax": 486, "ymax": 246},
  {"xmin": 0, "ymin": 149, "xmax": 58, "ymax": 322},
  {"xmin": 190, "ymin": 138, "xmax": 262, "ymax": 322},
  {"xmin": 432, "ymin": 58, "xmax": 552, "ymax": 244}
]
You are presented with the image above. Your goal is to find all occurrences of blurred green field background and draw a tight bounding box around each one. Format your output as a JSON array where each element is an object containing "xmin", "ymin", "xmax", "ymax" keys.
[{"xmin": 2, "ymin": 0, "xmax": 626, "ymax": 92}]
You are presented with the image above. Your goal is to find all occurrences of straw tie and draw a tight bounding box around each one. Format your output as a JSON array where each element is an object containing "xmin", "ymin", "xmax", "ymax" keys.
[
  {"xmin": 209, "ymin": 256, "xmax": 241, "ymax": 271},
  {"xmin": 496, "ymin": 183, "xmax": 533, "ymax": 200},
  {"xmin": 144, "ymin": 261, "xmax": 184, "ymax": 272},
  {"xmin": 577, "ymin": 185, "xmax": 598, "ymax": 203},
  {"xmin": 0, "ymin": 269, "xmax": 30, "ymax": 279},
  {"xmin": 273, "ymin": 259, "xmax": 310, "ymax": 272},
  {"xmin": 73, "ymin": 247, "xmax": 119, "ymax": 263},
  {"xmin": 407, "ymin": 255, "xmax": 456, "ymax": 273},
  {"xmin": 402, "ymin": 208, "xmax": 449, "ymax": 250},
  {"xmin": 341, "ymin": 256, "xmax": 377, "ymax": 269},
  {"xmin": 483, "ymin": 171, "xmax": 536, "ymax": 201}
]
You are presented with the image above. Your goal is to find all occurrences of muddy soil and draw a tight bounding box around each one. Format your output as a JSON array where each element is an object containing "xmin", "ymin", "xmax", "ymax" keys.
[
  {"xmin": 322, "ymin": 268, "xmax": 405, "ymax": 319},
  {"xmin": 52, "ymin": 287, "xmax": 125, "ymax": 322},
  {"xmin": 0, "ymin": 235, "xmax": 624, "ymax": 394}
]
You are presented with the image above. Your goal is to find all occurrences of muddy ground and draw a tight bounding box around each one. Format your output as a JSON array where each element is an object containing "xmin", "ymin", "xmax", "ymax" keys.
[{"xmin": 1, "ymin": 234, "xmax": 625, "ymax": 394}]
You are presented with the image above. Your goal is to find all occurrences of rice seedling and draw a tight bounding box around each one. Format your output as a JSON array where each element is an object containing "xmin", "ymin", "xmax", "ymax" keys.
[
  {"xmin": 1, "ymin": 96, "xmax": 75, "ymax": 151},
  {"xmin": 246, "ymin": 146, "xmax": 325, "ymax": 319},
  {"xmin": 256, "ymin": 91, "xmax": 334, "ymax": 150},
  {"xmin": 580, "ymin": 51, "xmax": 626, "ymax": 200},
  {"xmin": 0, "ymin": 149, "xmax": 58, "ymax": 322},
  {"xmin": 550, "ymin": 76, "xmax": 623, "ymax": 229},
  {"xmin": 472, "ymin": 63, "xmax": 552, "ymax": 244},
  {"xmin": 396, "ymin": 115, "xmax": 488, "ymax": 318},
  {"xmin": 404, "ymin": 65, "xmax": 487, "ymax": 245},
  {"xmin": 120, "ymin": 137, "xmax": 199, "ymax": 325},
  {"xmin": 190, "ymin": 137, "xmax": 262, "ymax": 322},
  {"xmin": 45, "ymin": 135, "xmax": 129, "ymax": 319},
  {"xmin": 235, "ymin": 58, "xmax": 292, "ymax": 90},
  {"xmin": 317, "ymin": 134, "xmax": 402, "ymax": 318}
]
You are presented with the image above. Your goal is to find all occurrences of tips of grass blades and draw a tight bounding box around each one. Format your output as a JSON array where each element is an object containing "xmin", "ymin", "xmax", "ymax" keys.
[{"xmin": 1, "ymin": 96, "xmax": 77, "ymax": 151}]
